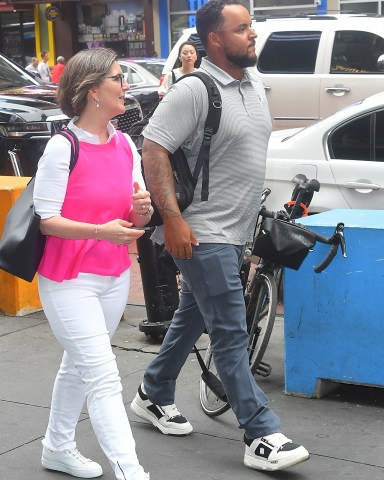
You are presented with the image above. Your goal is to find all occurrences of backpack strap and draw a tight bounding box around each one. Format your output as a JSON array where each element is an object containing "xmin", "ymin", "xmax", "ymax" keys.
[
  {"xmin": 171, "ymin": 69, "xmax": 176, "ymax": 84},
  {"xmin": 56, "ymin": 128, "xmax": 80, "ymax": 173},
  {"xmin": 176, "ymin": 71, "xmax": 222, "ymax": 201}
]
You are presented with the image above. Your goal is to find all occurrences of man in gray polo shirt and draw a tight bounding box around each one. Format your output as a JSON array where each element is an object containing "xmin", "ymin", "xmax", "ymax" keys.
[{"xmin": 131, "ymin": 0, "xmax": 309, "ymax": 472}]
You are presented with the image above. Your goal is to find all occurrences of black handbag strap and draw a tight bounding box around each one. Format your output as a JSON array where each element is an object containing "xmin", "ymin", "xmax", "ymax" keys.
[
  {"xmin": 56, "ymin": 128, "xmax": 79, "ymax": 173},
  {"xmin": 176, "ymin": 71, "xmax": 222, "ymax": 201}
]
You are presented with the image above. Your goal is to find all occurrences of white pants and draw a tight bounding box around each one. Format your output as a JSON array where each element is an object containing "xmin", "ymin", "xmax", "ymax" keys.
[{"xmin": 38, "ymin": 270, "xmax": 146, "ymax": 480}]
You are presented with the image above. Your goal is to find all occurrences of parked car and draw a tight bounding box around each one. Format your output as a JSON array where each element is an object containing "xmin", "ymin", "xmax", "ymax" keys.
[
  {"xmin": 263, "ymin": 91, "xmax": 384, "ymax": 213},
  {"xmin": 136, "ymin": 58, "xmax": 167, "ymax": 79},
  {"xmin": 119, "ymin": 58, "xmax": 166, "ymax": 81},
  {"xmin": 0, "ymin": 53, "xmax": 57, "ymax": 102},
  {"xmin": 119, "ymin": 58, "xmax": 165, "ymax": 116},
  {"xmin": 0, "ymin": 96, "xmax": 63, "ymax": 176},
  {"xmin": 0, "ymin": 53, "xmax": 142, "ymax": 176},
  {"xmin": 163, "ymin": 14, "xmax": 384, "ymax": 129}
]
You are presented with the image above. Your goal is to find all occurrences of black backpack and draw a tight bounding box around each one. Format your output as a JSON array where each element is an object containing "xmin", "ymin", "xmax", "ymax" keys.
[{"xmin": 129, "ymin": 71, "xmax": 222, "ymax": 226}]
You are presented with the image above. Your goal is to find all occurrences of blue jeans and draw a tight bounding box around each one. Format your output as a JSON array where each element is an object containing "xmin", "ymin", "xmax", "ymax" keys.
[{"xmin": 144, "ymin": 243, "xmax": 281, "ymax": 439}]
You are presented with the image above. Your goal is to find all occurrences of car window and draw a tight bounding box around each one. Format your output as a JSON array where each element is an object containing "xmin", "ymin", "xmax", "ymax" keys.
[
  {"xmin": 329, "ymin": 110, "xmax": 384, "ymax": 161},
  {"xmin": 120, "ymin": 64, "xmax": 144, "ymax": 85},
  {"xmin": 130, "ymin": 68, "xmax": 143, "ymax": 84},
  {"xmin": 0, "ymin": 56, "xmax": 37, "ymax": 89},
  {"xmin": 330, "ymin": 31, "xmax": 384, "ymax": 74},
  {"xmin": 143, "ymin": 63, "xmax": 164, "ymax": 79},
  {"xmin": 257, "ymin": 31, "xmax": 321, "ymax": 74}
]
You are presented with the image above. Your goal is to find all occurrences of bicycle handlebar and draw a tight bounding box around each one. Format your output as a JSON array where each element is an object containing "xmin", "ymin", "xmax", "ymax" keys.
[
  {"xmin": 258, "ymin": 207, "xmax": 347, "ymax": 273},
  {"xmin": 312, "ymin": 223, "xmax": 347, "ymax": 273}
]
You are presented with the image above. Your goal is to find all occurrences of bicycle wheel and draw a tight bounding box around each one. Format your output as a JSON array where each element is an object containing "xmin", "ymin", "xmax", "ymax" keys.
[
  {"xmin": 199, "ymin": 343, "xmax": 231, "ymax": 417},
  {"xmin": 246, "ymin": 270, "xmax": 277, "ymax": 374}
]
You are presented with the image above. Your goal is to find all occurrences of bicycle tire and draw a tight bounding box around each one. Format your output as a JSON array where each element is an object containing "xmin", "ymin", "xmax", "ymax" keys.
[
  {"xmin": 199, "ymin": 343, "xmax": 231, "ymax": 417},
  {"xmin": 246, "ymin": 270, "xmax": 277, "ymax": 374}
]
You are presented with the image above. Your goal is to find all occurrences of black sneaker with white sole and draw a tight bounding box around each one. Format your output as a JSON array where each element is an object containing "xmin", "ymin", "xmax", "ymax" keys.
[
  {"xmin": 244, "ymin": 433, "xmax": 309, "ymax": 471},
  {"xmin": 130, "ymin": 384, "xmax": 193, "ymax": 436}
]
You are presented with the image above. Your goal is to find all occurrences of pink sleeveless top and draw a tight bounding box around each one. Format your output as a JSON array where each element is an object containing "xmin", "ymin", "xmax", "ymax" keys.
[{"xmin": 38, "ymin": 131, "xmax": 133, "ymax": 282}]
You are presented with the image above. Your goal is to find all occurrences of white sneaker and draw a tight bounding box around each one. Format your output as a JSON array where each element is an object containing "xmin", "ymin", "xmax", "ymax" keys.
[
  {"xmin": 244, "ymin": 432, "xmax": 309, "ymax": 471},
  {"xmin": 42, "ymin": 447, "xmax": 103, "ymax": 478},
  {"xmin": 130, "ymin": 384, "xmax": 193, "ymax": 436}
]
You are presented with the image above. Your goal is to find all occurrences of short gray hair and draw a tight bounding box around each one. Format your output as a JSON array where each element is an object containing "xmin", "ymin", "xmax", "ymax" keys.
[{"xmin": 57, "ymin": 48, "xmax": 118, "ymax": 117}]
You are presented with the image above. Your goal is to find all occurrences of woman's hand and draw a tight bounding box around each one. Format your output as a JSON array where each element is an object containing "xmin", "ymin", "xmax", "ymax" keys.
[
  {"xmin": 96, "ymin": 219, "xmax": 145, "ymax": 245},
  {"xmin": 131, "ymin": 181, "xmax": 151, "ymax": 215},
  {"xmin": 129, "ymin": 181, "xmax": 153, "ymax": 226}
]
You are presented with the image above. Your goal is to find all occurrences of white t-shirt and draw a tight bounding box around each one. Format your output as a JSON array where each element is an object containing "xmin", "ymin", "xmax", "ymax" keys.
[{"xmin": 38, "ymin": 61, "xmax": 51, "ymax": 82}]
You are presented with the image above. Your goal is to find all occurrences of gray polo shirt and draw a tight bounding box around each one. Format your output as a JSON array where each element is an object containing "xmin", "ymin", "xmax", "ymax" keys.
[{"xmin": 143, "ymin": 57, "xmax": 271, "ymax": 245}]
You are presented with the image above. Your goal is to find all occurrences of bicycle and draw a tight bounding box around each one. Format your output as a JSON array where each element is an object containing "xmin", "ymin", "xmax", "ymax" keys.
[{"xmin": 199, "ymin": 174, "xmax": 347, "ymax": 417}]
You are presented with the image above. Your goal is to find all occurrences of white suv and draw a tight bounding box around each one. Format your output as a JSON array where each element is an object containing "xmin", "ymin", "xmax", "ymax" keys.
[{"xmin": 163, "ymin": 14, "xmax": 384, "ymax": 129}]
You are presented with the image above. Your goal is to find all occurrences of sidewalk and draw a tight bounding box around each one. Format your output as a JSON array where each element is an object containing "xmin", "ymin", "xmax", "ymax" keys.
[{"xmin": 1, "ymin": 251, "xmax": 384, "ymax": 479}]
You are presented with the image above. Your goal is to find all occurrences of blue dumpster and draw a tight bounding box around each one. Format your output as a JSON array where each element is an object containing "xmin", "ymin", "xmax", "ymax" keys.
[{"xmin": 284, "ymin": 209, "xmax": 384, "ymax": 397}]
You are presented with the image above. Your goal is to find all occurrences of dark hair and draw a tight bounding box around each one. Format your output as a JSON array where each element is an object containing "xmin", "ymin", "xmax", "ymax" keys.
[
  {"xmin": 178, "ymin": 41, "xmax": 198, "ymax": 57},
  {"xmin": 175, "ymin": 41, "xmax": 199, "ymax": 68},
  {"xmin": 57, "ymin": 48, "xmax": 118, "ymax": 118},
  {"xmin": 196, "ymin": 0, "xmax": 241, "ymax": 48}
]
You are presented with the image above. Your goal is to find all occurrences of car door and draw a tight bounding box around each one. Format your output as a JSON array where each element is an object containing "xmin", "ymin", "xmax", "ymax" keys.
[
  {"xmin": 327, "ymin": 108, "xmax": 384, "ymax": 209},
  {"xmin": 320, "ymin": 30, "xmax": 384, "ymax": 120},
  {"xmin": 256, "ymin": 30, "xmax": 323, "ymax": 130}
]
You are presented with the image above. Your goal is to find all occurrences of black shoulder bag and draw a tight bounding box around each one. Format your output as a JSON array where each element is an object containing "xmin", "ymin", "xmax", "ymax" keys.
[{"xmin": 0, "ymin": 129, "xmax": 79, "ymax": 282}]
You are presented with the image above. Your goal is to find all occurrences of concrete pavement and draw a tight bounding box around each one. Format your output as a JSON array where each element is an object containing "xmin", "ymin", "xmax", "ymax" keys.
[{"xmin": 1, "ymin": 250, "xmax": 384, "ymax": 479}]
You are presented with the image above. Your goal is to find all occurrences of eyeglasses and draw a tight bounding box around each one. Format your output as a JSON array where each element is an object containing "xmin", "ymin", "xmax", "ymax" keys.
[{"xmin": 106, "ymin": 73, "xmax": 125, "ymax": 87}]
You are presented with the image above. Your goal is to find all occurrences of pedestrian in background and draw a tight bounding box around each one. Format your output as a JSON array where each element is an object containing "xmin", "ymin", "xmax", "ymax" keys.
[
  {"xmin": 158, "ymin": 41, "xmax": 198, "ymax": 98},
  {"xmin": 131, "ymin": 0, "xmax": 310, "ymax": 473},
  {"xmin": 25, "ymin": 56, "xmax": 40, "ymax": 77},
  {"xmin": 51, "ymin": 56, "xmax": 66, "ymax": 84},
  {"xmin": 38, "ymin": 51, "xmax": 51, "ymax": 82},
  {"xmin": 33, "ymin": 47, "xmax": 152, "ymax": 480}
]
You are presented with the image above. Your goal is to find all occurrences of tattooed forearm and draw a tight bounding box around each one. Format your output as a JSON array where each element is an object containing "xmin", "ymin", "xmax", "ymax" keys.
[{"xmin": 142, "ymin": 138, "xmax": 181, "ymax": 219}]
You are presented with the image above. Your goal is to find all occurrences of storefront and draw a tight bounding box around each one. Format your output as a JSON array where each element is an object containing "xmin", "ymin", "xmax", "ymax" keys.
[
  {"xmin": 76, "ymin": 1, "xmax": 149, "ymax": 57},
  {"xmin": 0, "ymin": 0, "xmax": 154, "ymax": 67}
]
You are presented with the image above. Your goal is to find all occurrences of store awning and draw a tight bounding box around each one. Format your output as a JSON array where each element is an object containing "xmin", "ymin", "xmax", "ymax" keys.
[{"xmin": 0, "ymin": 2, "xmax": 15, "ymax": 10}]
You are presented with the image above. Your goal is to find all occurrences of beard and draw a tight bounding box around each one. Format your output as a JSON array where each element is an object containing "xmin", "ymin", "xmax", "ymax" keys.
[{"xmin": 226, "ymin": 51, "xmax": 257, "ymax": 68}]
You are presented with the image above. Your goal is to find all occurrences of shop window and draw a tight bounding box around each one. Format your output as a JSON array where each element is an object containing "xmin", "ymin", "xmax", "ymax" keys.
[
  {"xmin": 77, "ymin": 2, "xmax": 146, "ymax": 58},
  {"xmin": 0, "ymin": 11, "xmax": 35, "ymax": 66}
]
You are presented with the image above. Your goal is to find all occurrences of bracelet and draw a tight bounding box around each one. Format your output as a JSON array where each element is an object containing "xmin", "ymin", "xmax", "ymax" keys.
[
  {"xmin": 95, "ymin": 224, "xmax": 100, "ymax": 240},
  {"xmin": 138, "ymin": 204, "xmax": 153, "ymax": 217}
]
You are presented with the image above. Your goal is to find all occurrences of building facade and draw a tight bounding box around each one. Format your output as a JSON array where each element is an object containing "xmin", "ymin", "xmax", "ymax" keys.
[{"xmin": 0, "ymin": 0, "xmax": 383, "ymax": 68}]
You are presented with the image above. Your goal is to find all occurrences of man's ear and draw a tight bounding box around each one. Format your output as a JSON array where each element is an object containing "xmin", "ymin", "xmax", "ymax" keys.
[{"xmin": 208, "ymin": 31, "xmax": 221, "ymax": 48}]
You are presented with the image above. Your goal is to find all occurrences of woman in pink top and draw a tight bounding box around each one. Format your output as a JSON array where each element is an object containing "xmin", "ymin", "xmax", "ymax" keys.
[{"xmin": 33, "ymin": 48, "xmax": 152, "ymax": 480}]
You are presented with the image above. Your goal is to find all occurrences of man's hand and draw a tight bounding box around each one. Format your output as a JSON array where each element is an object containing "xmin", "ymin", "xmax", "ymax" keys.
[
  {"xmin": 142, "ymin": 138, "xmax": 199, "ymax": 258},
  {"xmin": 164, "ymin": 216, "xmax": 199, "ymax": 259}
]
